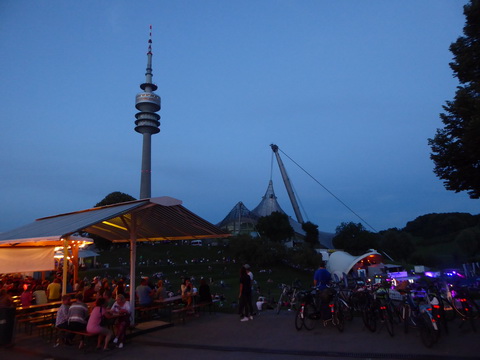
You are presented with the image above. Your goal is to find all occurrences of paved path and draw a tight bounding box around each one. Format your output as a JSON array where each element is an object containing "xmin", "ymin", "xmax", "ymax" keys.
[{"xmin": 3, "ymin": 310, "xmax": 479, "ymax": 360}]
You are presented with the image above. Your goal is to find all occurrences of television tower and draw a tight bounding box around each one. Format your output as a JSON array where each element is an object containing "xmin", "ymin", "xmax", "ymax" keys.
[{"xmin": 135, "ymin": 25, "xmax": 161, "ymax": 199}]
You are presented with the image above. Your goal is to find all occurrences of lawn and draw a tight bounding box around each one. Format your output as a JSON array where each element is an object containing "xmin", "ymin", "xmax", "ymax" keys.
[{"xmin": 79, "ymin": 242, "xmax": 313, "ymax": 313}]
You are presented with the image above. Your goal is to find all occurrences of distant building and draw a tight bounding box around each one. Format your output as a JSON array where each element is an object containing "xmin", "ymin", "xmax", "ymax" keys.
[{"xmin": 217, "ymin": 180, "xmax": 334, "ymax": 248}]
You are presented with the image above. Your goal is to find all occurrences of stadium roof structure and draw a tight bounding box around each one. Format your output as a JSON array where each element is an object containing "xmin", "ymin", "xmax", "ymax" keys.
[{"xmin": 216, "ymin": 201, "xmax": 258, "ymax": 232}]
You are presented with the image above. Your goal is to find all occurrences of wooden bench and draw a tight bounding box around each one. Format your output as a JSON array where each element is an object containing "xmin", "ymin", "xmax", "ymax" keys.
[
  {"xmin": 136, "ymin": 295, "xmax": 183, "ymax": 321},
  {"xmin": 55, "ymin": 328, "xmax": 97, "ymax": 350},
  {"xmin": 171, "ymin": 301, "xmax": 217, "ymax": 324}
]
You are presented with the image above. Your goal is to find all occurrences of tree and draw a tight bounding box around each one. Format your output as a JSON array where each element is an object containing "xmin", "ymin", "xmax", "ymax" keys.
[
  {"xmin": 333, "ymin": 222, "xmax": 378, "ymax": 255},
  {"xmin": 95, "ymin": 191, "xmax": 136, "ymax": 207},
  {"xmin": 91, "ymin": 191, "xmax": 137, "ymax": 250},
  {"xmin": 428, "ymin": 0, "xmax": 480, "ymax": 198},
  {"xmin": 455, "ymin": 226, "xmax": 480, "ymax": 259},
  {"xmin": 256, "ymin": 211, "xmax": 294, "ymax": 243},
  {"xmin": 378, "ymin": 228, "xmax": 415, "ymax": 262},
  {"xmin": 302, "ymin": 221, "xmax": 320, "ymax": 248}
]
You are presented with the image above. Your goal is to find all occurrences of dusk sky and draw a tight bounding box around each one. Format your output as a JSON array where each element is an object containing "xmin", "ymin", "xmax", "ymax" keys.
[{"xmin": 1, "ymin": 1, "xmax": 478, "ymax": 235}]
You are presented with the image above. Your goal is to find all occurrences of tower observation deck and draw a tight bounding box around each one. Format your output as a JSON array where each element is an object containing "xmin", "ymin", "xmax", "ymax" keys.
[{"xmin": 135, "ymin": 26, "xmax": 161, "ymax": 199}]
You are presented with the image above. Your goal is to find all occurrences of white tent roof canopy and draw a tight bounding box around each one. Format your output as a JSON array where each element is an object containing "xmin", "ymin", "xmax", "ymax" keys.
[{"xmin": 327, "ymin": 250, "xmax": 383, "ymax": 279}]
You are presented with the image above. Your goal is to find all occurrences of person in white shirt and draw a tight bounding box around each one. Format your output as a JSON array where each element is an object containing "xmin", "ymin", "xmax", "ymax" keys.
[{"xmin": 110, "ymin": 294, "xmax": 131, "ymax": 349}]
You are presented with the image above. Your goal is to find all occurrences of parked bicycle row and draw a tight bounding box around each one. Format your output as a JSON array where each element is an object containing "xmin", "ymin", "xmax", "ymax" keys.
[{"xmin": 274, "ymin": 277, "xmax": 479, "ymax": 348}]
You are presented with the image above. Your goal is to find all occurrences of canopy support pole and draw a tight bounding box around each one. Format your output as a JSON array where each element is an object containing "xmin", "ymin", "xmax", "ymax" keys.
[
  {"xmin": 62, "ymin": 236, "xmax": 69, "ymax": 296},
  {"xmin": 129, "ymin": 214, "xmax": 137, "ymax": 324},
  {"xmin": 72, "ymin": 242, "xmax": 79, "ymax": 286}
]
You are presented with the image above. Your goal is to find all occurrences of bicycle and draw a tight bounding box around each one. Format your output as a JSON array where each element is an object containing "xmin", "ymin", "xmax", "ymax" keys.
[
  {"xmin": 450, "ymin": 283, "xmax": 480, "ymax": 331},
  {"xmin": 361, "ymin": 283, "xmax": 395, "ymax": 337},
  {"xmin": 276, "ymin": 280, "xmax": 301, "ymax": 314},
  {"xmin": 295, "ymin": 286, "xmax": 345, "ymax": 332},
  {"xmin": 401, "ymin": 288, "xmax": 440, "ymax": 348}
]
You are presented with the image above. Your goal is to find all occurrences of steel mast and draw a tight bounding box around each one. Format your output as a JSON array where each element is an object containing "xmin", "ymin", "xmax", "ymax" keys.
[{"xmin": 270, "ymin": 144, "xmax": 304, "ymax": 224}]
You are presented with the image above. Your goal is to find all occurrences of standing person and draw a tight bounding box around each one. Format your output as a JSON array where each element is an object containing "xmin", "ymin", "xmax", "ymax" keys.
[
  {"xmin": 313, "ymin": 261, "xmax": 331, "ymax": 290},
  {"xmin": 244, "ymin": 264, "xmax": 256, "ymax": 315},
  {"xmin": 86, "ymin": 297, "xmax": 113, "ymax": 351},
  {"xmin": 0, "ymin": 289, "xmax": 13, "ymax": 307},
  {"xmin": 313, "ymin": 261, "xmax": 332, "ymax": 320},
  {"xmin": 110, "ymin": 294, "xmax": 131, "ymax": 349},
  {"xmin": 238, "ymin": 265, "xmax": 253, "ymax": 322},
  {"xmin": 198, "ymin": 279, "xmax": 212, "ymax": 304},
  {"xmin": 46, "ymin": 278, "xmax": 62, "ymax": 302},
  {"xmin": 136, "ymin": 278, "xmax": 153, "ymax": 306}
]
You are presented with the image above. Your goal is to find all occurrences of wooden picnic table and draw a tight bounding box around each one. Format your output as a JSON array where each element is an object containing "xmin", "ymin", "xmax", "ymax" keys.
[{"xmin": 153, "ymin": 295, "xmax": 183, "ymax": 305}]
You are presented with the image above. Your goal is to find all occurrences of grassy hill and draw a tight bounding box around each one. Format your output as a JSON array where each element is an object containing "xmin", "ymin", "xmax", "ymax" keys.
[{"xmin": 79, "ymin": 242, "xmax": 313, "ymax": 312}]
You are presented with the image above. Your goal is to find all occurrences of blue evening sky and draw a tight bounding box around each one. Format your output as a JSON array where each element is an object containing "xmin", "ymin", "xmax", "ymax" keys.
[{"xmin": 0, "ymin": 1, "xmax": 477, "ymax": 234}]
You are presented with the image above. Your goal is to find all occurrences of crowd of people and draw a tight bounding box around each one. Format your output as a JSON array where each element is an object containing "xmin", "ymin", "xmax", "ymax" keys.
[{"xmin": 0, "ymin": 271, "xmax": 219, "ymax": 350}]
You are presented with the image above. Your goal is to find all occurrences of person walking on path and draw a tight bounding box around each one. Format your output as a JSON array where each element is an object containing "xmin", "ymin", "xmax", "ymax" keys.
[{"xmin": 238, "ymin": 265, "xmax": 253, "ymax": 322}]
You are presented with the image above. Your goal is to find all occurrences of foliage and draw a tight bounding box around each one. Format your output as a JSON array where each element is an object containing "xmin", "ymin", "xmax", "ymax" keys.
[
  {"xmin": 228, "ymin": 234, "xmax": 287, "ymax": 267},
  {"xmin": 91, "ymin": 191, "xmax": 137, "ymax": 250},
  {"xmin": 332, "ymin": 222, "xmax": 378, "ymax": 255},
  {"xmin": 377, "ymin": 228, "xmax": 415, "ymax": 262},
  {"xmin": 455, "ymin": 225, "xmax": 480, "ymax": 260},
  {"xmin": 287, "ymin": 243, "xmax": 322, "ymax": 271},
  {"xmin": 95, "ymin": 191, "xmax": 136, "ymax": 207},
  {"xmin": 428, "ymin": 1, "xmax": 480, "ymax": 198},
  {"xmin": 302, "ymin": 221, "xmax": 320, "ymax": 248},
  {"xmin": 256, "ymin": 211, "xmax": 294, "ymax": 243},
  {"xmin": 404, "ymin": 213, "xmax": 480, "ymax": 239}
]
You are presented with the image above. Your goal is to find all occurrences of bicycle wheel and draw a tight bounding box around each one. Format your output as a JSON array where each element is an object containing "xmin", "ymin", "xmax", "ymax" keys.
[
  {"xmin": 294, "ymin": 307, "xmax": 304, "ymax": 331},
  {"xmin": 402, "ymin": 303, "xmax": 412, "ymax": 334},
  {"xmin": 334, "ymin": 300, "xmax": 345, "ymax": 333},
  {"xmin": 418, "ymin": 315, "xmax": 439, "ymax": 348},
  {"xmin": 275, "ymin": 293, "xmax": 284, "ymax": 314},
  {"xmin": 381, "ymin": 306, "xmax": 394, "ymax": 337},
  {"xmin": 339, "ymin": 298, "xmax": 353, "ymax": 322},
  {"xmin": 362, "ymin": 305, "xmax": 377, "ymax": 333},
  {"xmin": 303, "ymin": 303, "xmax": 318, "ymax": 331}
]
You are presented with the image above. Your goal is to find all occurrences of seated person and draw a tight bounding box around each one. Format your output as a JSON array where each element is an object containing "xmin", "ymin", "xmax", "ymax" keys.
[
  {"xmin": 55, "ymin": 295, "xmax": 71, "ymax": 345},
  {"xmin": 66, "ymin": 293, "xmax": 89, "ymax": 345},
  {"xmin": 181, "ymin": 278, "xmax": 194, "ymax": 312},
  {"xmin": 32, "ymin": 286, "xmax": 48, "ymax": 305},
  {"xmin": 86, "ymin": 297, "xmax": 113, "ymax": 350},
  {"xmin": 83, "ymin": 284, "xmax": 96, "ymax": 303},
  {"xmin": 20, "ymin": 285, "xmax": 33, "ymax": 306},
  {"xmin": 154, "ymin": 279, "xmax": 167, "ymax": 300},
  {"xmin": 110, "ymin": 294, "xmax": 131, "ymax": 349},
  {"xmin": 136, "ymin": 278, "xmax": 154, "ymax": 306},
  {"xmin": 103, "ymin": 290, "xmax": 115, "ymax": 309}
]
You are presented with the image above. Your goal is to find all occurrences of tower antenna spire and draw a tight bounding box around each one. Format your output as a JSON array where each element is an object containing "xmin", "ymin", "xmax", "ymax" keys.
[{"xmin": 135, "ymin": 26, "xmax": 161, "ymax": 199}]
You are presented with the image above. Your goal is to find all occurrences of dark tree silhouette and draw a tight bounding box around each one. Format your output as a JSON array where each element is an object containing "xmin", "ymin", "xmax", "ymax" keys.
[{"xmin": 429, "ymin": 1, "xmax": 480, "ymax": 198}]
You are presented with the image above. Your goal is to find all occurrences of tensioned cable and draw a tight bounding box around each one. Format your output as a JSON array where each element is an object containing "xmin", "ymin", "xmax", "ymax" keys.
[
  {"xmin": 278, "ymin": 147, "xmax": 378, "ymax": 233},
  {"xmin": 270, "ymin": 149, "xmax": 274, "ymax": 181}
]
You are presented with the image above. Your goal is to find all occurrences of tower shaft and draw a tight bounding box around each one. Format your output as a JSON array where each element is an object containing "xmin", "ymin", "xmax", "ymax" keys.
[
  {"xmin": 135, "ymin": 26, "xmax": 161, "ymax": 199},
  {"xmin": 140, "ymin": 133, "xmax": 152, "ymax": 199}
]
